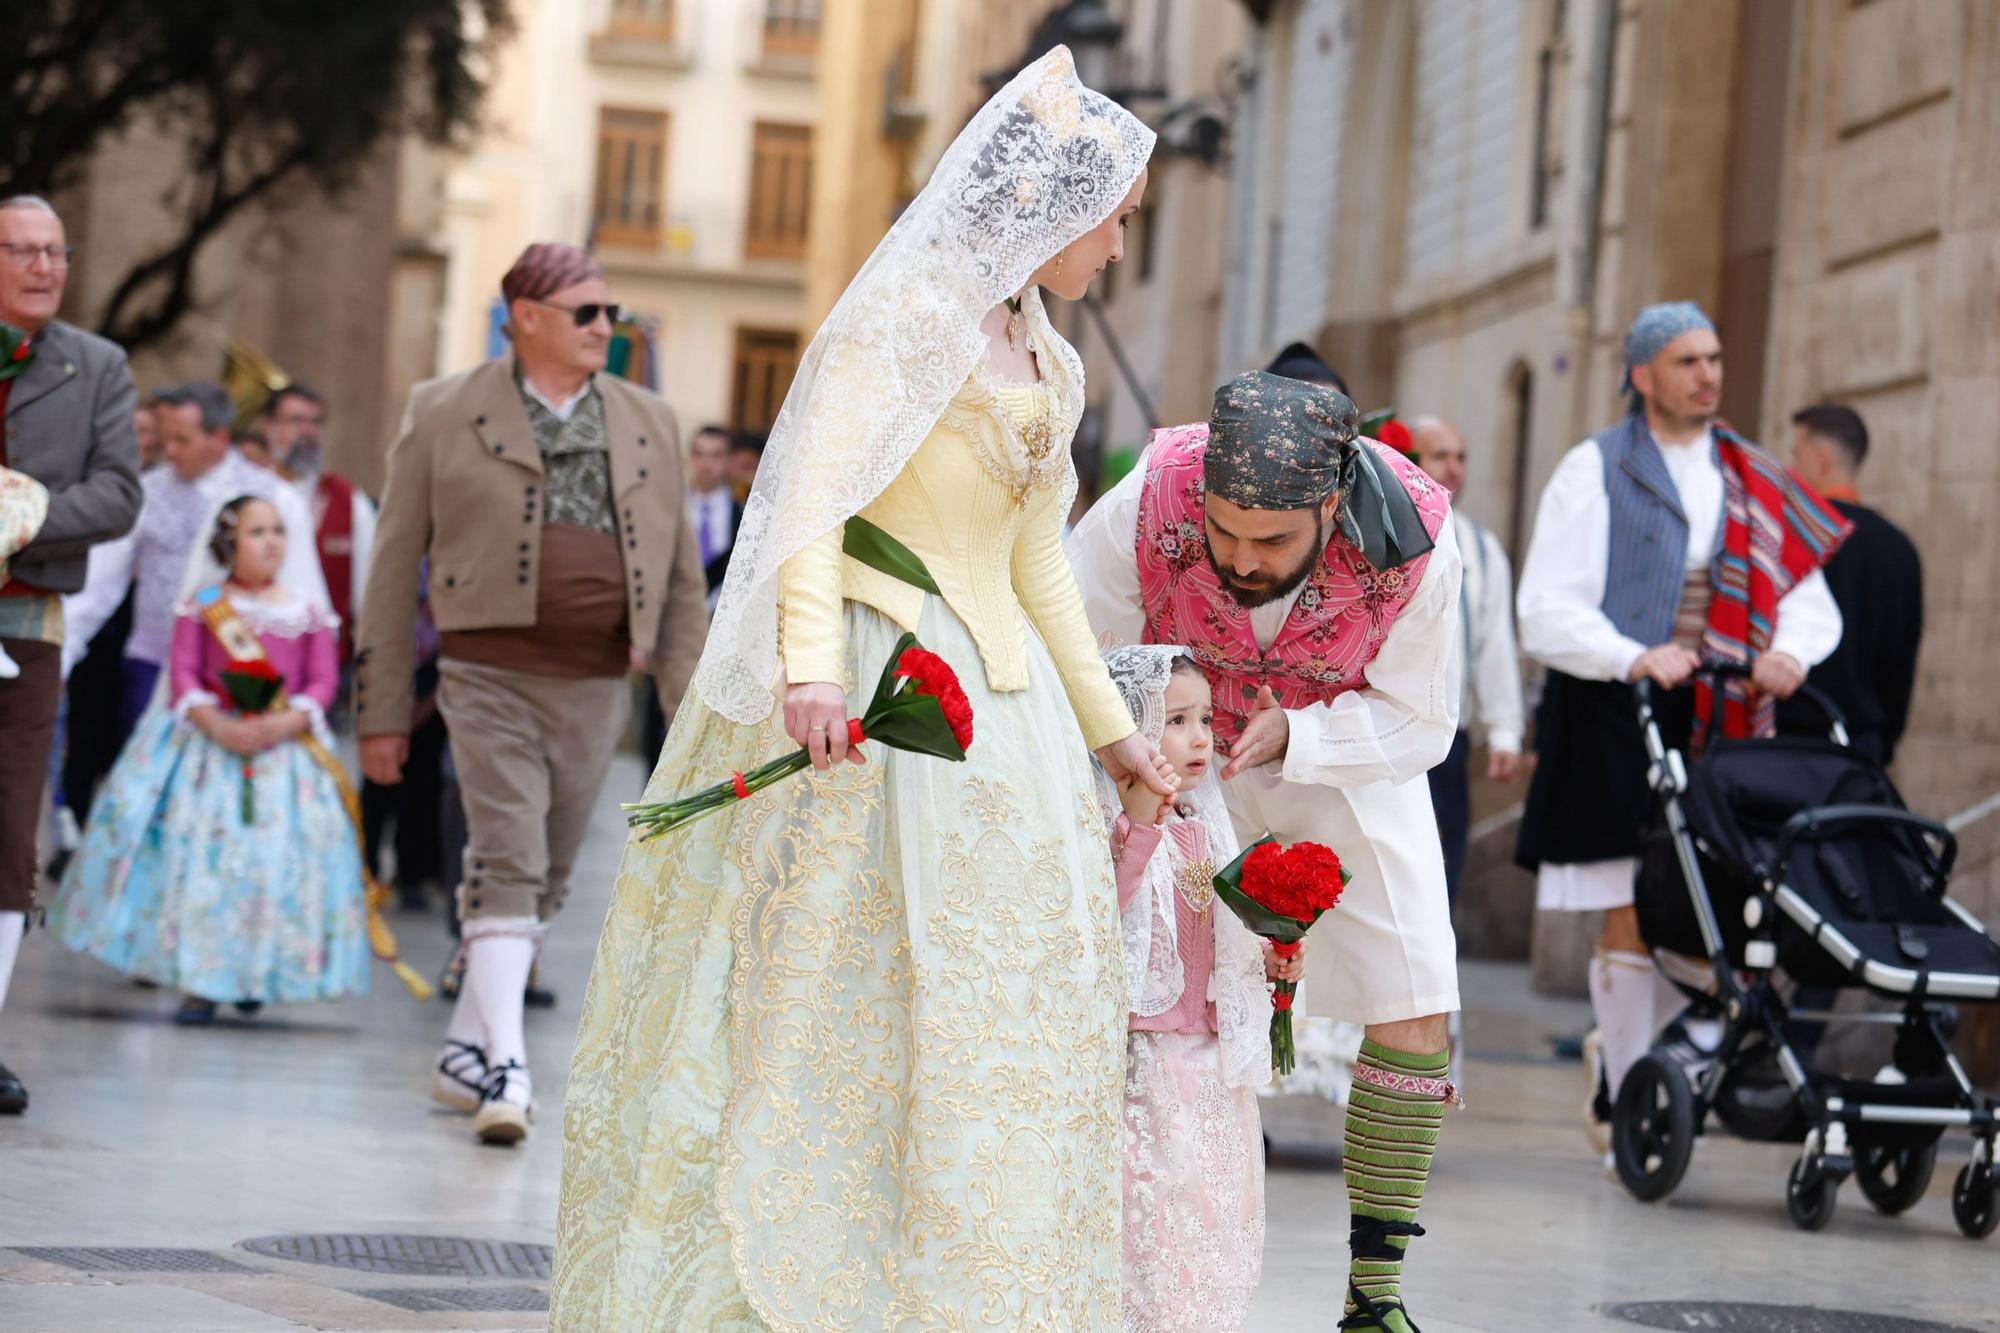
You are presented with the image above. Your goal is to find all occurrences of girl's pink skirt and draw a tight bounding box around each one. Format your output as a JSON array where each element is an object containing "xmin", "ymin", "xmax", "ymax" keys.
[{"xmin": 1121, "ymin": 1029, "xmax": 1265, "ymax": 1331}]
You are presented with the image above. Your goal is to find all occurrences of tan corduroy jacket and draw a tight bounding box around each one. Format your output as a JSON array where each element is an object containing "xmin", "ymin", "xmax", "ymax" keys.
[{"xmin": 354, "ymin": 354, "xmax": 707, "ymax": 737}]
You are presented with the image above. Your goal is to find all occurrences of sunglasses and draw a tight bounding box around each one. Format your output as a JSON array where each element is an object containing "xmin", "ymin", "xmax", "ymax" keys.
[{"xmin": 533, "ymin": 298, "xmax": 621, "ymax": 328}]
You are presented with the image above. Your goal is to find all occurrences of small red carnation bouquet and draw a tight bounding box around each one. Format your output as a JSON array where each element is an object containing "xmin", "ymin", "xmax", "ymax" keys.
[
  {"xmin": 1361, "ymin": 407, "xmax": 1420, "ymax": 464},
  {"xmin": 218, "ymin": 657, "xmax": 286, "ymax": 823},
  {"xmin": 0, "ymin": 322, "xmax": 35, "ymax": 382},
  {"xmin": 1212, "ymin": 836, "xmax": 1350, "ymax": 1074},
  {"xmin": 626, "ymin": 631, "xmax": 974, "ymax": 841}
]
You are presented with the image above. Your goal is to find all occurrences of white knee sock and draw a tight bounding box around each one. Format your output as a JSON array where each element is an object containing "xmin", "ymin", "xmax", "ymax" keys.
[
  {"xmin": 463, "ymin": 918, "xmax": 538, "ymax": 1071},
  {"xmin": 1652, "ymin": 960, "xmax": 1723, "ymax": 1052},
  {"xmin": 444, "ymin": 976, "xmax": 486, "ymax": 1050},
  {"xmin": 1589, "ymin": 948, "xmax": 1657, "ymax": 1099},
  {"xmin": 0, "ymin": 911, "xmax": 24, "ymax": 1017}
]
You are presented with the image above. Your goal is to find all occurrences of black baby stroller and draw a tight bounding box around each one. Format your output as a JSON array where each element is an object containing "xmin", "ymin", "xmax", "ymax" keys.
[{"xmin": 1610, "ymin": 664, "xmax": 2000, "ymax": 1237}]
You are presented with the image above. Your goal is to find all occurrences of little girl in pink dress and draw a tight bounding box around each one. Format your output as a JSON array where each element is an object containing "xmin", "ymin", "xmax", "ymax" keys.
[{"xmin": 1099, "ymin": 644, "xmax": 1301, "ymax": 1332}]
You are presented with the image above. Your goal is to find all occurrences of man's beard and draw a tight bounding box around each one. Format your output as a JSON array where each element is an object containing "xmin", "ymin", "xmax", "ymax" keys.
[
  {"xmin": 1206, "ymin": 517, "xmax": 1323, "ymax": 608},
  {"xmin": 282, "ymin": 437, "xmax": 323, "ymax": 478}
]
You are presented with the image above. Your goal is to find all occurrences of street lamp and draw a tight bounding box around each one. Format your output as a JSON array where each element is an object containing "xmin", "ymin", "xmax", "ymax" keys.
[{"xmin": 1016, "ymin": 1, "xmax": 1126, "ymax": 95}]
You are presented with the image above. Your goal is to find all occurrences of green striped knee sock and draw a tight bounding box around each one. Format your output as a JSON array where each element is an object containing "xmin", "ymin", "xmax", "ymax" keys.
[{"xmin": 1342, "ymin": 1037, "xmax": 1450, "ymax": 1329}]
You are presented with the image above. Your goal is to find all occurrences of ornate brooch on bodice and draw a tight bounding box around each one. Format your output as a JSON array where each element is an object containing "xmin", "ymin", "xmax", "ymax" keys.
[
  {"xmin": 1177, "ymin": 854, "xmax": 1216, "ymax": 917},
  {"xmin": 1011, "ymin": 411, "xmax": 1060, "ymax": 507}
]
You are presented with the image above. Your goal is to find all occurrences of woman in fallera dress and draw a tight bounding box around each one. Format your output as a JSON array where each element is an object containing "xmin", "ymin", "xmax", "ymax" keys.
[{"xmin": 551, "ymin": 48, "xmax": 1164, "ymax": 1331}]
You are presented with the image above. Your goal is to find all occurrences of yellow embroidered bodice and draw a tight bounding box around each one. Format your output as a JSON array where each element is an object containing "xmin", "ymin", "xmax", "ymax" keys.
[{"xmin": 778, "ymin": 372, "xmax": 1134, "ymax": 750}]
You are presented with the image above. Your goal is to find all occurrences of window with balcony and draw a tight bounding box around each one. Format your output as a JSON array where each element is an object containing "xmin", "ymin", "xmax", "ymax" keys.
[
  {"xmin": 593, "ymin": 108, "xmax": 668, "ymax": 250},
  {"xmin": 762, "ymin": 0, "xmax": 820, "ymax": 60},
  {"xmin": 731, "ymin": 327, "xmax": 802, "ymax": 433},
  {"xmin": 607, "ymin": 0, "xmax": 674, "ymax": 41},
  {"xmin": 745, "ymin": 121, "xmax": 813, "ymax": 260}
]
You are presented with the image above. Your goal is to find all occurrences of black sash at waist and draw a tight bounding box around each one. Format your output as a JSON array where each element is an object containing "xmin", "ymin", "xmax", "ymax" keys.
[{"xmin": 1515, "ymin": 670, "xmax": 1692, "ymax": 870}]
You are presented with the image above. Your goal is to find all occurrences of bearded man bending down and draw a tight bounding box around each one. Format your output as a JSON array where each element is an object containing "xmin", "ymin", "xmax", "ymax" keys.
[{"xmin": 1069, "ymin": 370, "xmax": 1462, "ymax": 1333}]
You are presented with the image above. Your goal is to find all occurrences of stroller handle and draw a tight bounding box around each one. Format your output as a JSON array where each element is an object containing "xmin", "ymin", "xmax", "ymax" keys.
[
  {"xmin": 1774, "ymin": 803, "xmax": 1958, "ymax": 884},
  {"xmin": 1633, "ymin": 662, "xmax": 1851, "ymax": 746}
]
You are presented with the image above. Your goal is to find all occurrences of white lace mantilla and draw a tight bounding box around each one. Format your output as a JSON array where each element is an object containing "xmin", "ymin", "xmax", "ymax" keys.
[{"xmin": 692, "ymin": 46, "xmax": 1154, "ymax": 725}]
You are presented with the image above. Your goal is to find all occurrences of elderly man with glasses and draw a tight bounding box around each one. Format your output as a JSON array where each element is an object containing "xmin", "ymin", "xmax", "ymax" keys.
[
  {"xmin": 355, "ymin": 241, "xmax": 707, "ymax": 1146},
  {"xmin": 0, "ymin": 194, "xmax": 143, "ymax": 1117}
]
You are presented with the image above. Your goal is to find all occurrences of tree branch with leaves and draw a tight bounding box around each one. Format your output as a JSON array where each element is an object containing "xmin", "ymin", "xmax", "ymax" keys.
[{"xmin": 0, "ymin": 0, "xmax": 511, "ymax": 352}]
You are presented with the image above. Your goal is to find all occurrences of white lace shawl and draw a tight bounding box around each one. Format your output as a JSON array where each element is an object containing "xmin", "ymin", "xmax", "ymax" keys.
[
  {"xmin": 1097, "ymin": 645, "xmax": 1272, "ymax": 1088},
  {"xmin": 692, "ymin": 46, "xmax": 1155, "ymax": 725},
  {"xmin": 154, "ymin": 492, "xmax": 339, "ymax": 736}
]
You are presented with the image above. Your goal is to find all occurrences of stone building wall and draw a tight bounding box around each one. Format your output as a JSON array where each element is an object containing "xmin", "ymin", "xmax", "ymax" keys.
[
  {"xmin": 1761, "ymin": 0, "xmax": 2000, "ymax": 926},
  {"xmin": 1221, "ymin": 0, "xmax": 2000, "ymax": 1010},
  {"xmin": 58, "ymin": 120, "xmax": 433, "ymax": 494}
]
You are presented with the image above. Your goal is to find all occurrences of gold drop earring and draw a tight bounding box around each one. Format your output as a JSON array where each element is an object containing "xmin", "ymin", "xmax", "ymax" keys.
[{"xmin": 1055, "ymin": 249, "xmax": 1065, "ymax": 278}]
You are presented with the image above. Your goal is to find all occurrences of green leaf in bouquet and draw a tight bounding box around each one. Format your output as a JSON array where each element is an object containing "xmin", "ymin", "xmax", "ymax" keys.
[
  {"xmin": 0, "ymin": 323, "xmax": 34, "ymax": 383},
  {"xmin": 219, "ymin": 669, "xmax": 283, "ymax": 714},
  {"xmin": 1212, "ymin": 881, "xmax": 1313, "ymax": 943},
  {"xmin": 861, "ymin": 702, "xmax": 967, "ymax": 762},
  {"xmin": 843, "ymin": 518, "xmax": 941, "ymax": 596},
  {"xmin": 1358, "ymin": 407, "xmax": 1396, "ymax": 436},
  {"xmin": 870, "ymin": 630, "xmax": 921, "ymax": 707}
]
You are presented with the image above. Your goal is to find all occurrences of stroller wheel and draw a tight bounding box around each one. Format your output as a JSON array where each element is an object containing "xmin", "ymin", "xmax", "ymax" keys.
[
  {"xmin": 1786, "ymin": 1155, "xmax": 1839, "ymax": 1232},
  {"xmin": 1854, "ymin": 1136, "xmax": 1939, "ymax": 1216},
  {"xmin": 1950, "ymin": 1163, "xmax": 1998, "ymax": 1240},
  {"xmin": 1612, "ymin": 1055, "xmax": 1696, "ymax": 1202}
]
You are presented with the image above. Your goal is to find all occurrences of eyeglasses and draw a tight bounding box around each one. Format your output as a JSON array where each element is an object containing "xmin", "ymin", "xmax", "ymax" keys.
[
  {"xmin": 533, "ymin": 298, "xmax": 620, "ymax": 328},
  {"xmin": 2, "ymin": 243, "xmax": 75, "ymax": 270}
]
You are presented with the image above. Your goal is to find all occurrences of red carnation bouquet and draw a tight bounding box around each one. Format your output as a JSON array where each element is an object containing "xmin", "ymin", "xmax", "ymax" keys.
[
  {"xmin": 0, "ymin": 323, "xmax": 35, "ymax": 381},
  {"xmin": 218, "ymin": 657, "xmax": 286, "ymax": 823},
  {"xmin": 1212, "ymin": 836, "xmax": 1350, "ymax": 1074},
  {"xmin": 1360, "ymin": 407, "xmax": 1420, "ymax": 464},
  {"xmin": 626, "ymin": 631, "xmax": 974, "ymax": 841}
]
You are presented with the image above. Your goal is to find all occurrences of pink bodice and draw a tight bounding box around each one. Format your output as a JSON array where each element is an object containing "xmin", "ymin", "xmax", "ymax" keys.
[
  {"xmin": 1134, "ymin": 424, "xmax": 1451, "ymax": 748},
  {"xmin": 1114, "ymin": 814, "xmax": 1218, "ymax": 1034},
  {"xmin": 168, "ymin": 588, "xmax": 340, "ymax": 713}
]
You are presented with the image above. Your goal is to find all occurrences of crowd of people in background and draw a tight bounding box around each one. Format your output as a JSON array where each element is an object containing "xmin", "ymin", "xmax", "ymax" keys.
[{"xmin": 0, "ymin": 183, "xmax": 1928, "ymax": 1191}]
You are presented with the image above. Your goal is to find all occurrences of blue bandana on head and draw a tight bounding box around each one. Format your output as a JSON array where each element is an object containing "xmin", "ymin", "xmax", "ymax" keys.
[{"xmin": 1621, "ymin": 301, "xmax": 1715, "ymax": 395}]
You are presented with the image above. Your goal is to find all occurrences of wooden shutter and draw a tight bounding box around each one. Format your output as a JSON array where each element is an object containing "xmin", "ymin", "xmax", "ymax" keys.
[
  {"xmin": 731, "ymin": 328, "xmax": 802, "ymax": 433},
  {"xmin": 762, "ymin": 0, "xmax": 820, "ymax": 59},
  {"xmin": 594, "ymin": 108, "xmax": 668, "ymax": 250},
  {"xmin": 608, "ymin": 0, "xmax": 674, "ymax": 41},
  {"xmin": 745, "ymin": 122, "xmax": 813, "ymax": 260}
]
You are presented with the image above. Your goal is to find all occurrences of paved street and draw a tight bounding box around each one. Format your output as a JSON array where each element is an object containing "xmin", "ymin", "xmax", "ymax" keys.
[{"xmin": 1, "ymin": 753, "xmax": 1995, "ymax": 1332}]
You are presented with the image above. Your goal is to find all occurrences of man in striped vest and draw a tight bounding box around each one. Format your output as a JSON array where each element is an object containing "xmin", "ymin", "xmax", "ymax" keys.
[{"xmin": 1515, "ymin": 302, "xmax": 1848, "ymax": 1162}]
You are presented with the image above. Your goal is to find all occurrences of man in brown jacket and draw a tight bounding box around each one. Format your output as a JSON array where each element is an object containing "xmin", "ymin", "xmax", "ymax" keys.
[{"xmin": 356, "ymin": 242, "xmax": 706, "ymax": 1145}]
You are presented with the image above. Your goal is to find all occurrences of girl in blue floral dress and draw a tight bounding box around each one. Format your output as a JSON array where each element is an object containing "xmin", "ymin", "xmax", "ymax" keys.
[{"xmin": 50, "ymin": 495, "xmax": 370, "ymax": 1021}]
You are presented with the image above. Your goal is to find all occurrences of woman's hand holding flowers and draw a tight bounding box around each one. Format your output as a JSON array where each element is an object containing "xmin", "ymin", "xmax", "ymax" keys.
[{"xmin": 785, "ymin": 681, "xmax": 863, "ymax": 770}]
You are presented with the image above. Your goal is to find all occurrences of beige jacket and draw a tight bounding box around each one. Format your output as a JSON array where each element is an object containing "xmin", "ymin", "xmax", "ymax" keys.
[{"xmin": 354, "ymin": 355, "xmax": 707, "ymax": 737}]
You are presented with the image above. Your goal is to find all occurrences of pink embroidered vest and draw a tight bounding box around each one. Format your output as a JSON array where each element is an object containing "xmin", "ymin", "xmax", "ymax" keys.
[{"xmin": 1135, "ymin": 423, "xmax": 1451, "ymax": 748}]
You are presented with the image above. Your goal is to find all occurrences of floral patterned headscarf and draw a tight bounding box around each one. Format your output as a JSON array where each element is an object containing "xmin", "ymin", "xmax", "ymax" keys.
[{"xmin": 1203, "ymin": 370, "xmax": 1433, "ymax": 570}]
